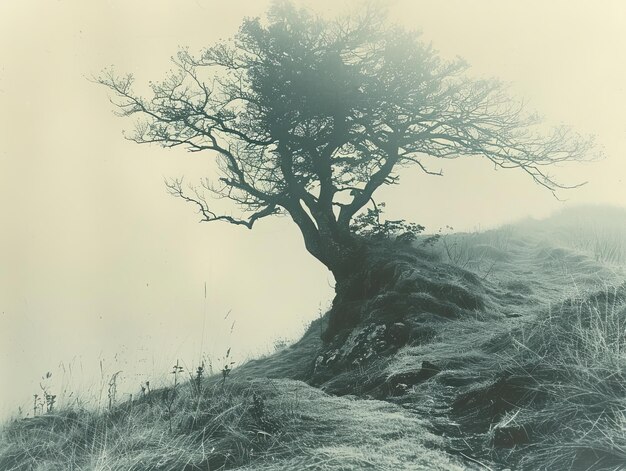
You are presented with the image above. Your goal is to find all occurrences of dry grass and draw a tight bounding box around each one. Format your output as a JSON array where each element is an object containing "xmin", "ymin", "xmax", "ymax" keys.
[
  {"xmin": 485, "ymin": 284, "xmax": 626, "ymax": 470},
  {"xmin": 0, "ymin": 378, "xmax": 465, "ymax": 470},
  {"xmin": 3, "ymin": 206, "xmax": 625, "ymax": 470},
  {"xmin": 0, "ymin": 380, "xmax": 286, "ymax": 470}
]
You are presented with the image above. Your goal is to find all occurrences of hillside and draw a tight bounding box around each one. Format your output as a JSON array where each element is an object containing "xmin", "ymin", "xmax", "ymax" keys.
[{"xmin": 2, "ymin": 206, "xmax": 625, "ymax": 470}]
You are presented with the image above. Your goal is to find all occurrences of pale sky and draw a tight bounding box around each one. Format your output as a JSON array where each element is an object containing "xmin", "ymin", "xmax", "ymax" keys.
[{"xmin": 1, "ymin": 0, "xmax": 625, "ymax": 418}]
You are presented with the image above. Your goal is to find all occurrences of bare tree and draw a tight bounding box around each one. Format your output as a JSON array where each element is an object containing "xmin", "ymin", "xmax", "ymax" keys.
[{"xmin": 97, "ymin": 3, "xmax": 595, "ymax": 286}]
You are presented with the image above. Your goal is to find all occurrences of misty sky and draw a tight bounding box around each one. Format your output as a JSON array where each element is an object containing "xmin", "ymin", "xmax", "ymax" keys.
[{"xmin": 1, "ymin": 0, "xmax": 625, "ymax": 418}]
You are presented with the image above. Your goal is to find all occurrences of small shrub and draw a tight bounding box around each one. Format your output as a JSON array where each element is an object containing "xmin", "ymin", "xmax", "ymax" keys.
[
  {"xmin": 351, "ymin": 202, "xmax": 425, "ymax": 242},
  {"xmin": 192, "ymin": 362, "xmax": 205, "ymax": 397},
  {"xmin": 171, "ymin": 360, "xmax": 184, "ymax": 387},
  {"xmin": 107, "ymin": 371, "xmax": 121, "ymax": 411}
]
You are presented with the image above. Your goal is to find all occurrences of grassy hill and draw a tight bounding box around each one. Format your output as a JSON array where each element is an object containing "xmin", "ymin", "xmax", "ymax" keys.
[{"xmin": 2, "ymin": 206, "xmax": 625, "ymax": 470}]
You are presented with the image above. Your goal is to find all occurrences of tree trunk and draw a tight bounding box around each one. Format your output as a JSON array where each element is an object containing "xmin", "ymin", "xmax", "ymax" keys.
[
  {"xmin": 286, "ymin": 206, "xmax": 390, "ymax": 340},
  {"xmin": 314, "ymin": 233, "xmax": 387, "ymax": 341}
]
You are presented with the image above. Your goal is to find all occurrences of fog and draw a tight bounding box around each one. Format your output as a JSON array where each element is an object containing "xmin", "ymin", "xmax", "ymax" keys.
[{"xmin": 1, "ymin": 0, "xmax": 625, "ymax": 419}]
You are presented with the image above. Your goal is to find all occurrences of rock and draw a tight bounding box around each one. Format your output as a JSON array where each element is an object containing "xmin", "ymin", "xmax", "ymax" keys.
[
  {"xmin": 386, "ymin": 322, "xmax": 410, "ymax": 346},
  {"xmin": 387, "ymin": 360, "xmax": 442, "ymax": 396}
]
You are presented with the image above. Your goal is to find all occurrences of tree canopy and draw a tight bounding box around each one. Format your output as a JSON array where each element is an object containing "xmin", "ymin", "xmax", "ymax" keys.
[{"xmin": 98, "ymin": 3, "xmax": 595, "ymax": 279}]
